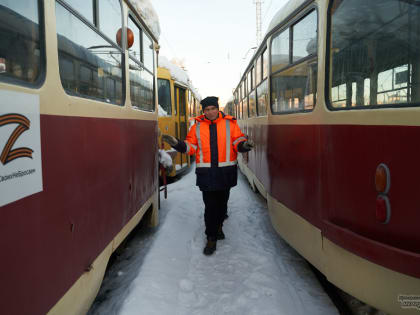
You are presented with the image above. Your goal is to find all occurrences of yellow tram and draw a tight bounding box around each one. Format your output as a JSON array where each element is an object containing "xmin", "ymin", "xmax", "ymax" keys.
[{"xmin": 157, "ymin": 56, "xmax": 201, "ymax": 177}]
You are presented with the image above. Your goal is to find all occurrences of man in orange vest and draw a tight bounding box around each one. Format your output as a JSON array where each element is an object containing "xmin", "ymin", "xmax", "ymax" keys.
[{"xmin": 162, "ymin": 96, "xmax": 254, "ymax": 255}]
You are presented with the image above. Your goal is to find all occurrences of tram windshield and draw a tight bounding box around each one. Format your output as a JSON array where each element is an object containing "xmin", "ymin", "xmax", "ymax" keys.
[{"xmin": 330, "ymin": 0, "xmax": 420, "ymax": 108}]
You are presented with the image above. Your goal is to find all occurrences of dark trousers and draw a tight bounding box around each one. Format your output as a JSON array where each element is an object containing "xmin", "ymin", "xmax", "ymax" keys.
[{"xmin": 202, "ymin": 189, "xmax": 230, "ymax": 240}]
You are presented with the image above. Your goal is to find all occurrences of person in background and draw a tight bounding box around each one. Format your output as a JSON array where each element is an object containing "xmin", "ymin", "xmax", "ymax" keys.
[{"xmin": 162, "ymin": 96, "xmax": 254, "ymax": 255}]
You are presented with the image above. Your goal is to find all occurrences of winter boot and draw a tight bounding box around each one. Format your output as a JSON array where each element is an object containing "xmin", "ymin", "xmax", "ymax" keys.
[
  {"xmin": 217, "ymin": 225, "xmax": 225, "ymax": 240},
  {"xmin": 203, "ymin": 238, "xmax": 217, "ymax": 255}
]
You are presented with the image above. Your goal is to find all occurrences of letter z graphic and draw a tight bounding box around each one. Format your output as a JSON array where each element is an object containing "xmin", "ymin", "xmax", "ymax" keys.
[{"xmin": 0, "ymin": 113, "xmax": 34, "ymax": 165}]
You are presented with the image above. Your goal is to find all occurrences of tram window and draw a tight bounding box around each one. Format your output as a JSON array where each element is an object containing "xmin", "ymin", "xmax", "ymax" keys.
[
  {"xmin": 143, "ymin": 34, "xmax": 154, "ymax": 71},
  {"xmin": 56, "ymin": 2, "xmax": 123, "ymax": 105},
  {"xmin": 256, "ymin": 55, "xmax": 262, "ymax": 86},
  {"xmin": 64, "ymin": 0, "xmax": 94, "ymax": 24},
  {"xmin": 236, "ymin": 101, "xmax": 240, "ymax": 119},
  {"xmin": 270, "ymin": 10, "xmax": 318, "ymax": 114},
  {"xmin": 262, "ymin": 49, "xmax": 268, "ymax": 79},
  {"xmin": 129, "ymin": 59, "xmax": 154, "ymax": 111},
  {"xmin": 271, "ymin": 59, "xmax": 317, "ymax": 113},
  {"xmin": 174, "ymin": 88, "xmax": 178, "ymax": 116},
  {"xmin": 128, "ymin": 16, "xmax": 142, "ymax": 61},
  {"xmin": 79, "ymin": 65, "xmax": 93, "ymax": 95},
  {"xmin": 271, "ymin": 29, "xmax": 289, "ymax": 73},
  {"xmin": 252, "ymin": 67, "xmax": 255, "ymax": 90},
  {"xmin": 59, "ymin": 57, "xmax": 75, "ymax": 90},
  {"xmin": 329, "ymin": 0, "xmax": 420, "ymax": 108},
  {"xmin": 98, "ymin": 0, "xmax": 122, "ymax": 45},
  {"xmin": 247, "ymin": 70, "xmax": 252, "ymax": 93},
  {"xmin": 257, "ymin": 79, "xmax": 268, "ymax": 116},
  {"xmin": 0, "ymin": 1, "xmax": 43, "ymax": 85},
  {"xmin": 195, "ymin": 99, "xmax": 198, "ymax": 116},
  {"xmin": 243, "ymin": 97, "xmax": 248, "ymax": 118},
  {"xmin": 158, "ymin": 78, "xmax": 171, "ymax": 115},
  {"xmin": 331, "ymin": 83, "xmax": 347, "ymax": 107},
  {"xmin": 106, "ymin": 77, "xmax": 116, "ymax": 102},
  {"xmin": 249, "ymin": 91, "xmax": 256, "ymax": 117},
  {"xmin": 292, "ymin": 11, "xmax": 317, "ymax": 62},
  {"xmin": 179, "ymin": 88, "xmax": 186, "ymax": 116}
]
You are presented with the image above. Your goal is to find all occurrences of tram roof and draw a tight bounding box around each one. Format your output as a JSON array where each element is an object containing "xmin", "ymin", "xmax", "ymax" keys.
[
  {"xmin": 127, "ymin": 0, "xmax": 161, "ymax": 41},
  {"xmin": 236, "ymin": 0, "xmax": 309, "ymax": 91},
  {"xmin": 266, "ymin": 0, "xmax": 308, "ymax": 36}
]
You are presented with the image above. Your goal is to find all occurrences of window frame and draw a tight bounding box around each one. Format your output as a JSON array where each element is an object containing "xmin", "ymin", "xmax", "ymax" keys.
[
  {"xmin": 56, "ymin": 0, "xmax": 126, "ymax": 106},
  {"xmin": 325, "ymin": 0, "xmax": 420, "ymax": 111},
  {"xmin": 157, "ymin": 77, "xmax": 172, "ymax": 116},
  {"xmin": 269, "ymin": 6, "xmax": 319, "ymax": 115},
  {"xmin": 127, "ymin": 11, "xmax": 155, "ymax": 112}
]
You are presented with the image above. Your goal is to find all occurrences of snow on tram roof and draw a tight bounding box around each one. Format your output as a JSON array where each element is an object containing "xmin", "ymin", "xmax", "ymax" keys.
[
  {"xmin": 266, "ymin": 0, "xmax": 307, "ymax": 35},
  {"xmin": 128, "ymin": 0, "xmax": 161, "ymax": 41},
  {"xmin": 159, "ymin": 56, "xmax": 201, "ymax": 100}
]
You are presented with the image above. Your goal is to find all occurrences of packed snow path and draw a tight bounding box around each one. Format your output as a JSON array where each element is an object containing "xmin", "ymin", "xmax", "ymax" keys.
[{"xmin": 89, "ymin": 169, "xmax": 338, "ymax": 315}]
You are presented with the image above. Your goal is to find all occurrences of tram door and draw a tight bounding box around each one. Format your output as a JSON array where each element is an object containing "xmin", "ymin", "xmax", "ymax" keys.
[{"xmin": 175, "ymin": 86, "xmax": 188, "ymax": 169}]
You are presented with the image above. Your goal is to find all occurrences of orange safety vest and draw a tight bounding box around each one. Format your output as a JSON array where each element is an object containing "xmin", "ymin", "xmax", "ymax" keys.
[{"xmin": 184, "ymin": 112, "xmax": 247, "ymax": 167}]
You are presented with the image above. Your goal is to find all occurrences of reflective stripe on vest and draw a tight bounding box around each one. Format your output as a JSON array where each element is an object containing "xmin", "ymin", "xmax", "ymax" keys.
[
  {"xmin": 225, "ymin": 119, "xmax": 231, "ymax": 163},
  {"xmin": 233, "ymin": 136, "xmax": 247, "ymax": 146},
  {"xmin": 197, "ymin": 161, "xmax": 236, "ymax": 168},
  {"xmin": 185, "ymin": 141, "xmax": 197, "ymax": 153},
  {"xmin": 196, "ymin": 122, "xmax": 203, "ymax": 164}
]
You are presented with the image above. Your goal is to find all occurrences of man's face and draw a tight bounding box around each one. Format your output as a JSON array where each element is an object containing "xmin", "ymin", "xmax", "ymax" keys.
[{"xmin": 204, "ymin": 105, "xmax": 219, "ymax": 121}]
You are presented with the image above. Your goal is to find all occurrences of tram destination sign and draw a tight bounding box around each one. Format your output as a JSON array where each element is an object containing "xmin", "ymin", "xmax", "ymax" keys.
[{"xmin": 0, "ymin": 90, "xmax": 43, "ymax": 207}]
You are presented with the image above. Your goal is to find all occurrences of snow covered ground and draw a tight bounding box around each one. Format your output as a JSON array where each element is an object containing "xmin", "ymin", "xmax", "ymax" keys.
[{"xmin": 89, "ymin": 169, "xmax": 339, "ymax": 315}]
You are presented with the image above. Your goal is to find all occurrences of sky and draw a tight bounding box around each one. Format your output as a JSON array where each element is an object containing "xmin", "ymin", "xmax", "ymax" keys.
[
  {"xmin": 152, "ymin": 0, "xmax": 289, "ymax": 107},
  {"xmin": 89, "ymin": 169, "xmax": 339, "ymax": 315}
]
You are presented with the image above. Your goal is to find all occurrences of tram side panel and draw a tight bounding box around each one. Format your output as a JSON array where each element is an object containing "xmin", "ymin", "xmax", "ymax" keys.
[
  {"xmin": 0, "ymin": 1, "xmax": 159, "ymax": 315},
  {"xmin": 320, "ymin": 124, "xmax": 420, "ymax": 278},
  {"xmin": 266, "ymin": 123, "xmax": 322, "ymax": 228},
  {"xmin": 1, "ymin": 114, "xmax": 157, "ymax": 315},
  {"xmin": 243, "ymin": 119, "xmax": 270, "ymax": 196}
]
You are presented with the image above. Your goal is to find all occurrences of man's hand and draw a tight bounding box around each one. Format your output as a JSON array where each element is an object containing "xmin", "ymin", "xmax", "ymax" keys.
[
  {"xmin": 162, "ymin": 134, "xmax": 179, "ymax": 146},
  {"xmin": 242, "ymin": 139, "xmax": 254, "ymax": 150}
]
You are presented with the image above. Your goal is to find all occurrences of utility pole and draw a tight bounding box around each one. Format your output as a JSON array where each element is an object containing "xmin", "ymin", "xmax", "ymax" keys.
[{"xmin": 254, "ymin": 0, "xmax": 263, "ymax": 46}]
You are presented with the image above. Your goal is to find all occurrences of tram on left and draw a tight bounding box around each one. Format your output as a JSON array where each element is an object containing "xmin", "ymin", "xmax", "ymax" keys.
[{"xmin": 0, "ymin": 1, "xmax": 160, "ymax": 314}]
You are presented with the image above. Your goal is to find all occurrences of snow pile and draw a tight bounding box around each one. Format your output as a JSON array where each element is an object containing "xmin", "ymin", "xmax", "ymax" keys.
[
  {"xmin": 89, "ymin": 171, "xmax": 338, "ymax": 315},
  {"xmin": 128, "ymin": 0, "xmax": 161, "ymax": 40},
  {"xmin": 190, "ymin": 86, "xmax": 201, "ymax": 102},
  {"xmin": 158, "ymin": 104, "xmax": 170, "ymax": 117},
  {"xmin": 158, "ymin": 56, "xmax": 201, "ymax": 100},
  {"xmin": 158, "ymin": 149, "xmax": 172, "ymax": 168},
  {"xmin": 159, "ymin": 56, "xmax": 189, "ymax": 86}
]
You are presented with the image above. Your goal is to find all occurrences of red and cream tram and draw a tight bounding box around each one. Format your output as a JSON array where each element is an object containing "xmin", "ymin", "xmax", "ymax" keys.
[
  {"xmin": 0, "ymin": 0, "xmax": 159, "ymax": 314},
  {"xmin": 235, "ymin": 0, "xmax": 420, "ymax": 314}
]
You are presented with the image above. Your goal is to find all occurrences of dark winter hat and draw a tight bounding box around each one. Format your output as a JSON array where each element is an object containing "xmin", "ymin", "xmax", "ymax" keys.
[{"xmin": 200, "ymin": 96, "xmax": 219, "ymax": 110}]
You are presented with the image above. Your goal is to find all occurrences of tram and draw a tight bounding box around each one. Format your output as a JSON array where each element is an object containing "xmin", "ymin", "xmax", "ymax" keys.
[
  {"xmin": 223, "ymin": 98, "xmax": 236, "ymax": 117},
  {"xmin": 0, "ymin": 1, "xmax": 160, "ymax": 314},
  {"xmin": 157, "ymin": 56, "xmax": 201, "ymax": 177},
  {"xmin": 234, "ymin": 0, "xmax": 420, "ymax": 314}
]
